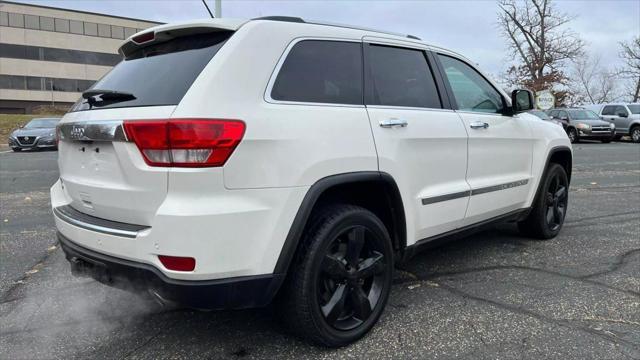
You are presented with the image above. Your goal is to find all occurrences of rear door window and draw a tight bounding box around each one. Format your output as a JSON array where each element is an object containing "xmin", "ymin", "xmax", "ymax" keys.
[
  {"xmin": 72, "ymin": 32, "xmax": 231, "ymax": 111},
  {"xmin": 614, "ymin": 105, "xmax": 629, "ymax": 116},
  {"xmin": 365, "ymin": 44, "xmax": 441, "ymax": 109},
  {"xmin": 601, "ymin": 105, "xmax": 616, "ymax": 115},
  {"xmin": 270, "ymin": 40, "xmax": 363, "ymax": 105}
]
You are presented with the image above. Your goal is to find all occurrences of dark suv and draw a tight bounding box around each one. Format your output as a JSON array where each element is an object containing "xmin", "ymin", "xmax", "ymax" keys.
[{"xmin": 547, "ymin": 108, "xmax": 615, "ymax": 143}]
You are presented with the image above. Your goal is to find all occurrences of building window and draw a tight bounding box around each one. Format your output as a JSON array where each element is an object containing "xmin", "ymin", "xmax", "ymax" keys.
[
  {"xmin": 69, "ymin": 20, "xmax": 84, "ymax": 35},
  {"xmin": 0, "ymin": 12, "xmax": 8, "ymax": 26},
  {"xmin": 111, "ymin": 25, "xmax": 124, "ymax": 39},
  {"xmin": 97, "ymin": 23, "xmax": 111, "ymax": 37},
  {"xmin": 8, "ymin": 12, "xmax": 24, "ymax": 28},
  {"xmin": 54, "ymin": 18, "xmax": 70, "ymax": 32},
  {"xmin": 24, "ymin": 14, "xmax": 39, "ymax": 30},
  {"xmin": 39, "ymin": 16, "xmax": 54, "ymax": 31},
  {"xmin": 84, "ymin": 22, "xmax": 98, "ymax": 36},
  {"xmin": 26, "ymin": 77, "xmax": 44, "ymax": 91},
  {"xmin": 0, "ymin": 43, "xmax": 121, "ymax": 66},
  {"xmin": 0, "ymin": 75, "xmax": 95, "ymax": 93},
  {"xmin": 124, "ymin": 27, "xmax": 136, "ymax": 39},
  {"xmin": 0, "ymin": 75, "xmax": 27, "ymax": 90}
]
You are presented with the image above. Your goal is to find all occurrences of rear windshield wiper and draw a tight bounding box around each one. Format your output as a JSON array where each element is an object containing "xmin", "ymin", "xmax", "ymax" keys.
[{"xmin": 82, "ymin": 89, "xmax": 136, "ymax": 108}]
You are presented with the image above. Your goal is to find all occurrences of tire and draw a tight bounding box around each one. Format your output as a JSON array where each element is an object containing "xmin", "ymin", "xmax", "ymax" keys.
[
  {"xmin": 631, "ymin": 126, "xmax": 640, "ymax": 143},
  {"xmin": 12, "ymin": 148, "xmax": 21, "ymax": 152},
  {"xmin": 601, "ymin": 139, "xmax": 611, "ymax": 143},
  {"xmin": 567, "ymin": 128, "xmax": 579, "ymax": 143},
  {"xmin": 518, "ymin": 163, "xmax": 569, "ymax": 239},
  {"xmin": 278, "ymin": 204, "xmax": 394, "ymax": 347}
]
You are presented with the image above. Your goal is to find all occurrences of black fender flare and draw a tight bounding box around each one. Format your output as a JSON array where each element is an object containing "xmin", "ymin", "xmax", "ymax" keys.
[{"xmin": 272, "ymin": 171, "xmax": 406, "ymax": 275}]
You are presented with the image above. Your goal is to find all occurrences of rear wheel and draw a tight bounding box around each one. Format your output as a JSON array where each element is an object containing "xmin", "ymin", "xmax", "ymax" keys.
[
  {"xmin": 631, "ymin": 126, "xmax": 640, "ymax": 143},
  {"xmin": 519, "ymin": 163, "xmax": 569, "ymax": 239},
  {"xmin": 279, "ymin": 205, "xmax": 394, "ymax": 347},
  {"xmin": 567, "ymin": 128, "xmax": 579, "ymax": 143}
]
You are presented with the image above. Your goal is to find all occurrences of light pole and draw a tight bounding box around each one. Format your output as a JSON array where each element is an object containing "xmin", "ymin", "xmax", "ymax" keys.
[
  {"xmin": 49, "ymin": 79, "xmax": 55, "ymax": 107},
  {"xmin": 215, "ymin": 0, "xmax": 221, "ymax": 17}
]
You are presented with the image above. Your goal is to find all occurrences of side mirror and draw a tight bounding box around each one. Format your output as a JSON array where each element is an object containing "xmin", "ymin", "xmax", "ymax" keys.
[
  {"xmin": 618, "ymin": 112, "xmax": 628, "ymax": 118},
  {"xmin": 511, "ymin": 89, "xmax": 534, "ymax": 114}
]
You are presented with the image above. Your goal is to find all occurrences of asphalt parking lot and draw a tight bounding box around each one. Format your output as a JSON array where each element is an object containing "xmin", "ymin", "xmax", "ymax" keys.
[{"xmin": 0, "ymin": 142, "xmax": 638, "ymax": 359}]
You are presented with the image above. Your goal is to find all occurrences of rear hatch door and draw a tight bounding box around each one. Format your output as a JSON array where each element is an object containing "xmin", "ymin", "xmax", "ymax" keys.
[{"xmin": 57, "ymin": 27, "xmax": 233, "ymax": 225}]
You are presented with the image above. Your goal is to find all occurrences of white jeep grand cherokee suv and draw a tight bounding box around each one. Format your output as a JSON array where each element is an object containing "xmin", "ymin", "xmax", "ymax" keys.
[{"xmin": 52, "ymin": 17, "xmax": 572, "ymax": 347}]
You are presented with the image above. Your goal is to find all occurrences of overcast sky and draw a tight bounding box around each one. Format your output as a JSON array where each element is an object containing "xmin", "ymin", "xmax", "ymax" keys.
[{"xmin": 13, "ymin": 0, "xmax": 640, "ymax": 77}]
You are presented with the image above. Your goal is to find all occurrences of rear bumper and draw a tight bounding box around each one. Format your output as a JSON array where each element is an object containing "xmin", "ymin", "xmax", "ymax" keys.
[{"xmin": 58, "ymin": 232, "xmax": 284, "ymax": 310}]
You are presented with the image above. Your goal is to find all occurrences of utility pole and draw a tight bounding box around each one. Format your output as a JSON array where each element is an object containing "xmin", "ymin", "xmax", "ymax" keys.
[
  {"xmin": 49, "ymin": 79, "xmax": 55, "ymax": 107},
  {"xmin": 215, "ymin": 0, "xmax": 221, "ymax": 17}
]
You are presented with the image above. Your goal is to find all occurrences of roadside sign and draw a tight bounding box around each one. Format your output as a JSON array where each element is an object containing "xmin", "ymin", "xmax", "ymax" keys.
[{"xmin": 536, "ymin": 90, "xmax": 555, "ymax": 110}]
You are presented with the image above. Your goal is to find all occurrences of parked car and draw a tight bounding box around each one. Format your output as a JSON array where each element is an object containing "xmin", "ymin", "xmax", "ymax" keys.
[
  {"xmin": 8, "ymin": 117, "xmax": 60, "ymax": 151},
  {"xmin": 583, "ymin": 103, "xmax": 640, "ymax": 143},
  {"xmin": 51, "ymin": 17, "xmax": 572, "ymax": 347},
  {"xmin": 547, "ymin": 108, "xmax": 615, "ymax": 143},
  {"xmin": 528, "ymin": 110, "xmax": 567, "ymax": 129}
]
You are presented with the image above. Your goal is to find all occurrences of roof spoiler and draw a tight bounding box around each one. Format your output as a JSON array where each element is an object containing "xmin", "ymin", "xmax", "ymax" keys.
[{"xmin": 118, "ymin": 19, "xmax": 245, "ymax": 57}]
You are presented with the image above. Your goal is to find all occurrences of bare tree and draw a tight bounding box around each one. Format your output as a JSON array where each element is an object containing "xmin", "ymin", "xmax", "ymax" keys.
[
  {"xmin": 498, "ymin": 0, "xmax": 584, "ymax": 95},
  {"xmin": 570, "ymin": 56, "xmax": 618, "ymax": 104},
  {"xmin": 617, "ymin": 36, "xmax": 640, "ymax": 102}
]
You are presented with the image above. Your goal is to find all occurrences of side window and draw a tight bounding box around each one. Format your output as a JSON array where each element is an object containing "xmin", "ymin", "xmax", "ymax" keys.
[
  {"xmin": 438, "ymin": 55, "xmax": 504, "ymax": 114},
  {"xmin": 615, "ymin": 105, "xmax": 628, "ymax": 116},
  {"xmin": 601, "ymin": 106, "xmax": 616, "ymax": 115},
  {"xmin": 366, "ymin": 44, "xmax": 441, "ymax": 108},
  {"xmin": 559, "ymin": 110, "xmax": 568, "ymax": 119},
  {"xmin": 548, "ymin": 110, "xmax": 558, "ymax": 118},
  {"xmin": 271, "ymin": 40, "xmax": 363, "ymax": 105}
]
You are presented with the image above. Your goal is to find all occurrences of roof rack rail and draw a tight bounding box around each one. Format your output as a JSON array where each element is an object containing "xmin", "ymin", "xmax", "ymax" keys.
[
  {"xmin": 251, "ymin": 16, "xmax": 423, "ymax": 42},
  {"xmin": 252, "ymin": 16, "xmax": 305, "ymax": 23}
]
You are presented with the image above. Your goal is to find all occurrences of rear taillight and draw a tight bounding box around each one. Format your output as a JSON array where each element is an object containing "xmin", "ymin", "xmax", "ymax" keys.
[{"xmin": 123, "ymin": 119, "xmax": 245, "ymax": 167}]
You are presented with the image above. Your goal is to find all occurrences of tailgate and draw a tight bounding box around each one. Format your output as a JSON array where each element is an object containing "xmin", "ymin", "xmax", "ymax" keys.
[{"xmin": 57, "ymin": 106, "xmax": 175, "ymax": 225}]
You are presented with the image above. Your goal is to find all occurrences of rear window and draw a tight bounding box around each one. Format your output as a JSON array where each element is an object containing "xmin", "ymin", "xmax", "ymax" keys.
[
  {"xmin": 367, "ymin": 45, "xmax": 441, "ymax": 109},
  {"xmin": 71, "ymin": 32, "xmax": 231, "ymax": 111},
  {"xmin": 271, "ymin": 40, "xmax": 363, "ymax": 105}
]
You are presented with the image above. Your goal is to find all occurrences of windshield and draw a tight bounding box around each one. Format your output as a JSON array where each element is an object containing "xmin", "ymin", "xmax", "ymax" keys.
[
  {"xmin": 568, "ymin": 109, "xmax": 600, "ymax": 120},
  {"xmin": 24, "ymin": 118, "xmax": 59, "ymax": 128},
  {"xmin": 528, "ymin": 110, "xmax": 551, "ymax": 120},
  {"xmin": 71, "ymin": 31, "xmax": 232, "ymax": 111},
  {"xmin": 628, "ymin": 104, "xmax": 640, "ymax": 114}
]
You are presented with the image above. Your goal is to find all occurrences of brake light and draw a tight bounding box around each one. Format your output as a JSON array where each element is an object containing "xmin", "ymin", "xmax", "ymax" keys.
[
  {"xmin": 132, "ymin": 31, "xmax": 155, "ymax": 44},
  {"xmin": 158, "ymin": 255, "xmax": 195, "ymax": 272},
  {"xmin": 123, "ymin": 119, "xmax": 245, "ymax": 167}
]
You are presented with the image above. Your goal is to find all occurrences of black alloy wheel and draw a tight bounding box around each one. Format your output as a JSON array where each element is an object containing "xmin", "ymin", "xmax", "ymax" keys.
[
  {"xmin": 279, "ymin": 205, "xmax": 394, "ymax": 347},
  {"xmin": 544, "ymin": 170, "xmax": 568, "ymax": 232},
  {"xmin": 518, "ymin": 163, "xmax": 569, "ymax": 239},
  {"xmin": 318, "ymin": 225, "xmax": 386, "ymax": 331}
]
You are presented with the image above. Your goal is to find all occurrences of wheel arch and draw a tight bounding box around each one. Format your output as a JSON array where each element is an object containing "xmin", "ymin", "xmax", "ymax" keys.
[
  {"xmin": 531, "ymin": 146, "xmax": 573, "ymax": 206},
  {"xmin": 273, "ymin": 171, "xmax": 406, "ymax": 275}
]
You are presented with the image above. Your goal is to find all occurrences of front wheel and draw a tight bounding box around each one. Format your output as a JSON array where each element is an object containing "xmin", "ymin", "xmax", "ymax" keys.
[
  {"xmin": 519, "ymin": 163, "xmax": 569, "ymax": 239},
  {"xmin": 631, "ymin": 126, "xmax": 640, "ymax": 143},
  {"xmin": 567, "ymin": 128, "xmax": 579, "ymax": 143},
  {"xmin": 279, "ymin": 205, "xmax": 394, "ymax": 347}
]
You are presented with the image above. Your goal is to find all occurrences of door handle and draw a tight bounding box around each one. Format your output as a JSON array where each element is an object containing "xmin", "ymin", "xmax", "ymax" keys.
[
  {"xmin": 470, "ymin": 121, "xmax": 489, "ymax": 129},
  {"xmin": 379, "ymin": 119, "xmax": 408, "ymax": 128}
]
